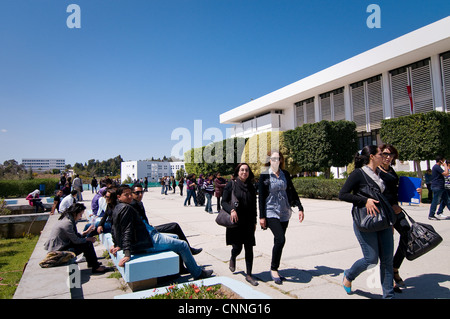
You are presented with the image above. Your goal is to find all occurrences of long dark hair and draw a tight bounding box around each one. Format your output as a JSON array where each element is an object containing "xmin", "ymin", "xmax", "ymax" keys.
[
  {"xmin": 59, "ymin": 202, "xmax": 86, "ymax": 220},
  {"xmin": 354, "ymin": 145, "xmax": 379, "ymax": 169}
]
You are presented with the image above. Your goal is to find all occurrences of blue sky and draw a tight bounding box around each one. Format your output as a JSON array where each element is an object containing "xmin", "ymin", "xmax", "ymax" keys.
[{"xmin": 1, "ymin": 0, "xmax": 449, "ymax": 165}]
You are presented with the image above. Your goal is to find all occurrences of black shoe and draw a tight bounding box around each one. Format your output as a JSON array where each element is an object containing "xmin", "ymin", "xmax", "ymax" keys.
[
  {"xmin": 229, "ymin": 258, "xmax": 236, "ymax": 273},
  {"xmin": 245, "ymin": 275, "xmax": 259, "ymax": 286},
  {"xmin": 196, "ymin": 269, "xmax": 213, "ymax": 279},
  {"xmin": 191, "ymin": 247, "xmax": 203, "ymax": 255}
]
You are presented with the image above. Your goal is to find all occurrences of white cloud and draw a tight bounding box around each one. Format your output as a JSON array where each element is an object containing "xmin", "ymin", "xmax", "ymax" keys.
[{"xmin": 1, "ymin": 129, "xmax": 7, "ymax": 133}]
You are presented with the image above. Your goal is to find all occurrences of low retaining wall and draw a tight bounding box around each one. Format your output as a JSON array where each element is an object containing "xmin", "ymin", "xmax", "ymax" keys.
[{"xmin": 0, "ymin": 213, "xmax": 50, "ymax": 238}]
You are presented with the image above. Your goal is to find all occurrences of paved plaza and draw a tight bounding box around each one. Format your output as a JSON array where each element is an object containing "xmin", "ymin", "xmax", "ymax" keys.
[{"xmin": 14, "ymin": 186, "xmax": 450, "ymax": 299}]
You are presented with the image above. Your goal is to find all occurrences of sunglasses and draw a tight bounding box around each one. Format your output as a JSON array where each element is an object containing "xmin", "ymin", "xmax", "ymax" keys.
[
  {"xmin": 133, "ymin": 191, "xmax": 144, "ymax": 195},
  {"xmin": 270, "ymin": 157, "xmax": 280, "ymax": 161}
]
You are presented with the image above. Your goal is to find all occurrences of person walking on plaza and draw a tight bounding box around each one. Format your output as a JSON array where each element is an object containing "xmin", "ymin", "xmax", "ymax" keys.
[
  {"xmin": 339, "ymin": 145, "xmax": 395, "ymax": 299},
  {"xmin": 436, "ymin": 160, "xmax": 450, "ymax": 218},
  {"xmin": 72, "ymin": 174, "xmax": 83, "ymax": 201},
  {"xmin": 110, "ymin": 185, "xmax": 212, "ymax": 279},
  {"xmin": 178, "ymin": 177, "xmax": 184, "ymax": 196},
  {"xmin": 91, "ymin": 176, "xmax": 98, "ymax": 194},
  {"xmin": 258, "ymin": 150, "xmax": 304, "ymax": 285},
  {"xmin": 184, "ymin": 174, "xmax": 198, "ymax": 206},
  {"xmin": 377, "ymin": 144, "xmax": 412, "ymax": 292},
  {"xmin": 203, "ymin": 173, "xmax": 215, "ymax": 214},
  {"xmin": 214, "ymin": 172, "xmax": 227, "ymax": 213},
  {"xmin": 222, "ymin": 163, "xmax": 259, "ymax": 286},
  {"xmin": 428, "ymin": 155, "xmax": 449, "ymax": 220}
]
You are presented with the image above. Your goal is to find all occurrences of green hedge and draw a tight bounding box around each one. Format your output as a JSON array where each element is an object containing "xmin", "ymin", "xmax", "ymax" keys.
[
  {"xmin": 292, "ymin": 177, "xmax": 346, "ymax": 200},
  {"xmin": 0, "ymin": 179, "xmax": 59, "ymax": 198}
]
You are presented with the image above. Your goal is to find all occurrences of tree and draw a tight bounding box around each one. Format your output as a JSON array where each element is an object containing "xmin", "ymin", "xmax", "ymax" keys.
[
  {"xmin": 284, "ymin": 120, "xmax": 358, "ymax": 178},
  {"xmin": 184, "ymin": 137, "xmax": 246, "ymax": 176},
  {"xmin": 380, "ymin": 111, "xmax": 450, "ymax": 180},
  {"xmin": 241, "ymin": 131, "xmax": 301, "ymax": 177}
]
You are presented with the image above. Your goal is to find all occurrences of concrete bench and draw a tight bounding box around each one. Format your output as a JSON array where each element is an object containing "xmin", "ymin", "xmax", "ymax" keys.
[{"xmin": 99, "ymin": 233, "xmax": 179, "ymax": 291}]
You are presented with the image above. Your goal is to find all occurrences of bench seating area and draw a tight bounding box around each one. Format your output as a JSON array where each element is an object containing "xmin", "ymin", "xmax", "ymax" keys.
[{"xmin": 99, "ymin": 233, "xmax": 179, "ymax": 291}]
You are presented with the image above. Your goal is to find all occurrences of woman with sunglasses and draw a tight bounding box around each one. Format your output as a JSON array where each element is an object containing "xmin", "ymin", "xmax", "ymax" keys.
[
  {"xmin": 377, "ymin": 144, "xmax": 417, "ymax": 293},
  {"xmin": 259, "ymin": 150, "xmax": 304, "ymax": 284}
]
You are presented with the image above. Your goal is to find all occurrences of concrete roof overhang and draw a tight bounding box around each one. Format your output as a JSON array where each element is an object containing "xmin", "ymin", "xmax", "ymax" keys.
[{"xmin": 220, "ymin": 16, "xmax": 450, "ymax": 125}]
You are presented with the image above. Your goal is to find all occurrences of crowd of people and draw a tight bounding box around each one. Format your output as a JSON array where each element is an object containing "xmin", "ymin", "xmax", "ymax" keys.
[{"xmin": 40, "ymin": 147, "xmax": 449, "ymax": 299}]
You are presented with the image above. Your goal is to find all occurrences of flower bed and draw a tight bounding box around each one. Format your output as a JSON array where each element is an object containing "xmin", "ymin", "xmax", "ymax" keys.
[{"xmin": 146, "ymin": 283, "xmax": 241, "ymax": 299}]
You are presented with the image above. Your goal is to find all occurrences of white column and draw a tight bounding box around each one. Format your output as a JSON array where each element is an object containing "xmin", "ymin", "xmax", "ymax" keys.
[
  {"xmin": 343, "ymin": 85, "xmax": 352, "ymax": 121},
  {"xmin": 381, "ymin": 71, "xmax": 392, "ymax": 119},
  {"xmin": 430, "ymin": 54, "xmax": 444, "ymax": 111}
]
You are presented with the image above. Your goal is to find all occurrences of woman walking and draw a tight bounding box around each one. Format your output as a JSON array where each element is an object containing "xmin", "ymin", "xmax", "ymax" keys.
[
  {"xmin": 258, "ymin": 150, "xmax": 304, "ymax": 285},
  {"xmin": 222, "ymin": 163, "xmax": 259, "ymax": 286},
  {"xmin": 339, "ymin": 145, "xmax": 395, "ymax": 299},
  {"xmin": 214, "ymin": 172, "xmax": 227, "ymax": 212}
]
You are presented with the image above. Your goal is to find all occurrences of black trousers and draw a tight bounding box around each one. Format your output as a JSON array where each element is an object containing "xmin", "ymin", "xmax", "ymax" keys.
[
  {"xmin": 231, "ymin": 243, "xmax": 254, "ymax": 275},
  {"xmin": 393, "ymin": 212, "xmax": 411, "ymax": 269},
  {"xmin": 66, "ymin": 241, "xmax": 100, "ymax": 269},
  {"xmin": 266, "ymin": 218, "xmax": 289, "ymax": 271}
]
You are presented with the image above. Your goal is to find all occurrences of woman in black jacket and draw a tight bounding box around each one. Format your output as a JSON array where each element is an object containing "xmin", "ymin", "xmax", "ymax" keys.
[
  {"xmin": 221, "ymin": 163, "xmax": 258, "ymax": 286},
  {"xmin": 378, "ymin": 143, "xmax": 412, "ymax": 292},
  {"xmin": 258, "ymin": 151, "xmax": 304, "ymax": 285},
  {"xmin": 339, "ymin": 145, "xmax": 395, "ymax": 299}
]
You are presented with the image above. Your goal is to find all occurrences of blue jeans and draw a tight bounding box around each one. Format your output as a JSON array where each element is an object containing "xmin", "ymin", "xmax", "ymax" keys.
[
  {"xmin": 144, "ymin": 222, "xmax": 202, "ymax": 278},
  {"xmin": 437, "ymin": 189, "xmax": 450, "ymax": 214},
  {"xmin": 346, "ymin": 222, "xmax": 394, "ymax": 299},
  {"xmin": 205, "ymin": 193, "xmax": 212, "ymax": 212},
  {"xmin": 184, "ymin": 189, "xmax": 198, "ymax": 206},
  {"xmin": 429, "ymin": 188, "xmax": 445, "ymax": 217}
]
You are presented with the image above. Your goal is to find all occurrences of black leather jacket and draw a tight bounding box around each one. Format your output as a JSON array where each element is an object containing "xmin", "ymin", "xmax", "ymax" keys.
[{"xmin": 111, "ymin": 202, "xmax": 153, "ymax": 257}]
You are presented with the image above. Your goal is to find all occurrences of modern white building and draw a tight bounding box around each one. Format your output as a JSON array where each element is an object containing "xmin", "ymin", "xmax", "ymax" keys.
[
  {"xmin": 121, "ymin": 161, "xmax": 186, "ymax": 183},
  {"xmin": 21, "ymin": 158, "xmax": 66, "ymax": 172},
  {"xmin": 220, "ymin": 16, "xmax": 450, "ymax": 175}
]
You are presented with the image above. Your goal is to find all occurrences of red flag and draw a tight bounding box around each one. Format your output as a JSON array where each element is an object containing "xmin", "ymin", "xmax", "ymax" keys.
[{"xmin": 407, "ymin": 85, "xmax": 413, "ymax": 113}]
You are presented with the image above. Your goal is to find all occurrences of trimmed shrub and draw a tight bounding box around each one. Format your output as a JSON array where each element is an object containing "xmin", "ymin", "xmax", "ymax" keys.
[
  {"xmin": 292, "ymin": 177, "xmax": 346, "ymax": 200},
  {"xmin": 0, "ymin": 179, "xmax": 59, "ymax": 198}
]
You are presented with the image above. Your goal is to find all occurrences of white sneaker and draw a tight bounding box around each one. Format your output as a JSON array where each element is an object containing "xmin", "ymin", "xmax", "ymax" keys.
[
  {"xmin": 437, "ymin": 214, "xmax": 449, "ymax": 219},
  {"xmin": 76, "ymin": 256, "xmax": 86, "ymax": 263}
]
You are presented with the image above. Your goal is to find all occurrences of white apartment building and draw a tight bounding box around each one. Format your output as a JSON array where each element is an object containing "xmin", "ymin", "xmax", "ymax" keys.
[
  {"xmin": 22, "ymin": 158, "xmax": 66, "ymax": 172},
  {"xmin": 121, "ymin": 161, "xmax": 186, "ymax": 183},
  {"xmin": 220, "ymin": 17, "xmax": 450, "ymax": 176}
]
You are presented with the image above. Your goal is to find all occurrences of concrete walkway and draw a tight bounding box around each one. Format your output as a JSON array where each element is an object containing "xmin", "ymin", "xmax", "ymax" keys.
[{"xmin": 14, "ymin": 186, "xmax": 450, "ymax": 299}]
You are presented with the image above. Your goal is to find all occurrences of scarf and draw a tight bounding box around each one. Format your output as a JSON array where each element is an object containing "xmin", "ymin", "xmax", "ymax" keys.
[{"xmin": 362, "ymin": 165, "xmax": 385, "ymax": 193}]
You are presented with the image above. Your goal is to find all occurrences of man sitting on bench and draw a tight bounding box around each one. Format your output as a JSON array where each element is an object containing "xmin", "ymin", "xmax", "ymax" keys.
[{"xmin": 110, "ymin": 184, "xmax": 213, "ymax": 280}]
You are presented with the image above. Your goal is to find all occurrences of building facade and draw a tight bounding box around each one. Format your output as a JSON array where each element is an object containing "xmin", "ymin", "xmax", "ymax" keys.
[
  {"xmin": 220, "ymin": 17, "xmax": 450, "ymax": 175},
  {"xmin": 121, "ymin": 161, "xmax": 186, "ymax": 183},
  {"xmin": 21, "ymin": 158, "xmax": 66, "ymax": 172}
]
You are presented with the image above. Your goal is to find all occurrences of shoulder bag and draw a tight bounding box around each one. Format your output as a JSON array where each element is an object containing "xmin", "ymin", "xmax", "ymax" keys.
[
  {"xmin": 401, "ymin": 209, "xmax": 443, "ymax": 261},
  {"xmin": 351, "ymin": 168, "xmax": 395, "ymax": 232},
  {"xmin": 216, "ymin": 181, "xmax": 239, "ymax": 228}
]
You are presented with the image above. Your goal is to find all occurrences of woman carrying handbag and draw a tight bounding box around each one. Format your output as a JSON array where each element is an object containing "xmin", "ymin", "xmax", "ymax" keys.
[
  {"xmin": 339, "ymin": 145, "xmax": 395, "ymax": 299},
  {"xmin": 221, "ymin": 163, "xmax": 258, "ymax": 286}
]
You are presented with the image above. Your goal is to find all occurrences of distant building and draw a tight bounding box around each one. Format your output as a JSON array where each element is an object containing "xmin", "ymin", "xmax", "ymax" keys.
[
  {"xmin": 22, "ymin": 158, "xmax": 66, "ymax": 172},
  {"xmin": 121, "ymin": 160, "xmax": 186, "ymax": 183}
]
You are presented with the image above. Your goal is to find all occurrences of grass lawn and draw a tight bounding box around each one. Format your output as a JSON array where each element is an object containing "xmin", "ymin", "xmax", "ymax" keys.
[{"xmin": 0, "ymin": 235, "xmax": 39, "ymax": 299}]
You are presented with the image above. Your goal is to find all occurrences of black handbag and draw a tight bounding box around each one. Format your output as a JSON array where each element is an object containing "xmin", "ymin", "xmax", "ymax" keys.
[
  {"xmin": 351, "ymin": 169, "xmax": 395, "ymax": 232},
  {"xmin": 401, "ymin": 210, "xmax": 443, "ymax": 261},
  {"xmin": 215, "ymin": 181, "xmax": 239, "ymax": 228}
]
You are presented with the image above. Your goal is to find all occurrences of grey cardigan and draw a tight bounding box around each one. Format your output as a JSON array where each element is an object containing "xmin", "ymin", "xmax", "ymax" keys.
[{"xmin": 44, "ymin": 215, "xmax": 86, "ymax": 251}]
